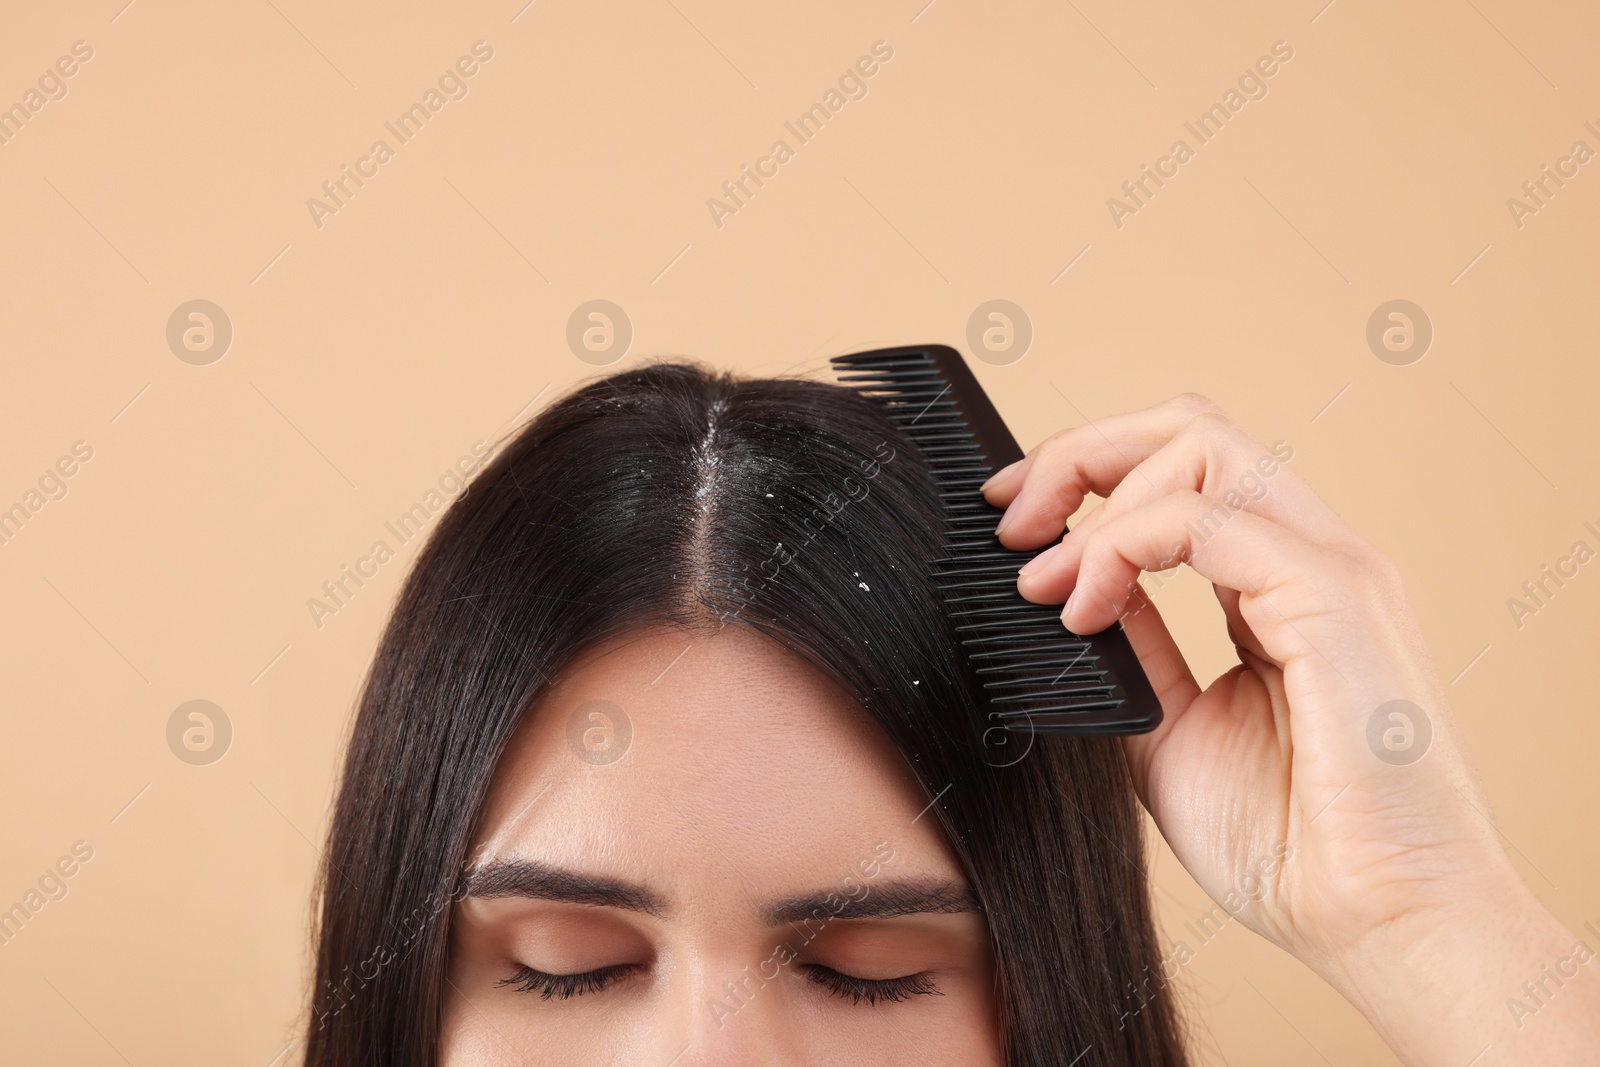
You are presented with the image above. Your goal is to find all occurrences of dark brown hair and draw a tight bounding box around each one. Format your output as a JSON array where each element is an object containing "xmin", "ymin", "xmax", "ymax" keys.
[{"xmin": 302, "ymin": 360, "xmax": 1188, "ymax": 1066}]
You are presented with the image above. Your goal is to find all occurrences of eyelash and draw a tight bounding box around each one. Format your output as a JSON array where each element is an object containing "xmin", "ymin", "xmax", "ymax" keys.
[
  {"xmin": 498, "ymin": 963, "xmax": 941, "ymax": 1006},
  {"xmin": 800, "ymin": 964, "xmax": 942, "ymax": 1006},
  {"xmin": 497, "ymin": 964, "xmax": 637, "ymax": 1000}
]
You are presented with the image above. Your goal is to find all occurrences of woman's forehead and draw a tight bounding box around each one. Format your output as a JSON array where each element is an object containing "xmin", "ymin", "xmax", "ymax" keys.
[{"xmin": 469, "ymin": 625, "xmax": 965, "ymax": 909}]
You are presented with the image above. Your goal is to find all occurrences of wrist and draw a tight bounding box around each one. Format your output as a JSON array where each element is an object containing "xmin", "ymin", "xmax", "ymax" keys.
[{"xmin": 1313, "ymin": 874, "xmax": 1600, "ymax": 1066}]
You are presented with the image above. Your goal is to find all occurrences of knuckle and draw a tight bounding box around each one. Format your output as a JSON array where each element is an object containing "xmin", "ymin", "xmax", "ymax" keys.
[
  {"xmin": 1332, "ymin": 549, "xmax": 1405, "ymax": 614},
  {"xmin": 1186, "ymin": 410, "xmax": 1237, "ymax": 439},
  {"xmin": 1173, "ymin": 391, "xmax": 1225, "ymax": 417},
  {"xmin": 1360, "ymin": 547, "xmax": 1405, "ymax": 595},
  {"xmin": 1341, "ymin": 534, "xmax": 1400, "ymax": 578},
  {"xmin": 1038, "ymin": 423, "xmax": 1086, "ymax": 460},
  {"xmin": 1027, "ymin": 429, "xmax": 1093, "ymax": 499},
  {"xmin": 1174, "ymin": 410, "xmax": 1243, "ymax": 459}
]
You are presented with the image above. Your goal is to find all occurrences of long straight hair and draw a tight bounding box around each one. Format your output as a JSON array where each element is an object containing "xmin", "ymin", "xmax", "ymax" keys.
[{"xmin": 302, "ymin": 360, "xmax": 1188, "ymax": 1066}]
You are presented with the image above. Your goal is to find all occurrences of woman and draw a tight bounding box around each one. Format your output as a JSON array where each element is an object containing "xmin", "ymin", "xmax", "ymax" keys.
[{"xmin": 302, "ymin": 361, "xmax": 1598, "ymax": 1065}]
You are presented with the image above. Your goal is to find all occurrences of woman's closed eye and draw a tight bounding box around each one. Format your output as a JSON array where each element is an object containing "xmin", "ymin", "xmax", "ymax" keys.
[
  {"xmin": 496, "ymin": 962, "xmax": 942, "ymax": 1005},
  {"xmin": 497, "ymin": 963, "xmax": 639, "ymax": 1000},
  {"xmin": 799, "ymin": 963, "xmax": 942, "ymax": 1005}
]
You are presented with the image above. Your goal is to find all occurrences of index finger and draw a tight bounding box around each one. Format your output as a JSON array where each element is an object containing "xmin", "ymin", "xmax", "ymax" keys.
[
  {"xmin": 982, "ymin": 394, "xmax": 1219, "ymax": 546},
  {"xmin": 983, "ymin": 394, "xmax": 1339, "ymax": 552}
]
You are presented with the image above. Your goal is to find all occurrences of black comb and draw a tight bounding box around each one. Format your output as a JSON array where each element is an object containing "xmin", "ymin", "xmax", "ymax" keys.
[{"xmin": 830, "ymin": 344, "xmax": 1163, "ymax": 737}]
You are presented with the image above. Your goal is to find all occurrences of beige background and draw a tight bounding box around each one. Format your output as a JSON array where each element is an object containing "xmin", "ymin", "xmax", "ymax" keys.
[{"xmin": 2, "ymin": 0, "xmax": 1597, "ymax": 1062}]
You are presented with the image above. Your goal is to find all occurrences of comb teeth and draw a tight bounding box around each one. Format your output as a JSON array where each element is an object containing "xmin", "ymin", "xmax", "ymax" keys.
[{"xmin": 831, "ymin": 345, "xmax": 1163, "ymax": 737}]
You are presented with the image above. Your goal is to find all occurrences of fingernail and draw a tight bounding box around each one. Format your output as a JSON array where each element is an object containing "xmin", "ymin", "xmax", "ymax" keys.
[
  {"xmin": 1061, "ymin": 589, "xmax": 1078, "ymax": 620},
  {"xmin": 980, "ymin": 459, "xmax": 1022, "ymax": 493},
  {"xmin": 995, "ymin": 498, "xmax": 1018, "ymax": 536},
  {"xmin": 1018, "ymin": 542, "xmax": 1059, "ymax": 577}
]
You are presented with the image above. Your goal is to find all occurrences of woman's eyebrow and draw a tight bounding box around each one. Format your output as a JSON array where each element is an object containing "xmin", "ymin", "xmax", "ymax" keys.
[
  {"xmin": 460, "ymin": 860, "xmax": 666, "ymax": 916},
  {"xmin": 458, "ymin": 864, "xmax": 979, "ymax": 925},
  {"xmin": 762, "ymin": 879, "xmax": 981, "ymax": 925}
]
